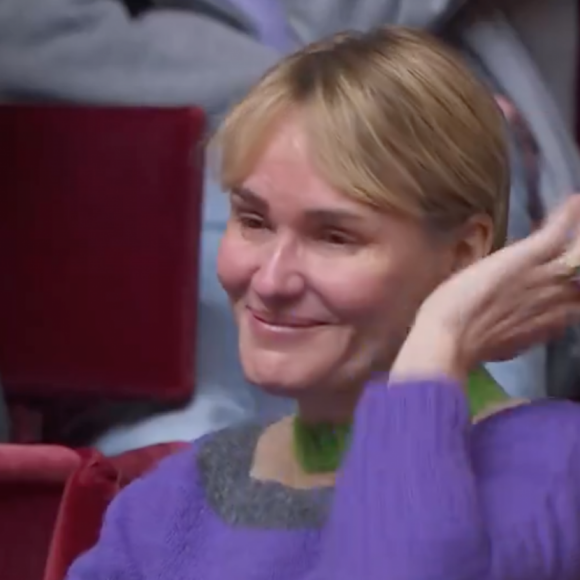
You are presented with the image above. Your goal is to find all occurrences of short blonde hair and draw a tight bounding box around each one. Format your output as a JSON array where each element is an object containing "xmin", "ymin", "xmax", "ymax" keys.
[{"xmin": 212, "ymin": 27, "xmax": 510, "ymax": 250}]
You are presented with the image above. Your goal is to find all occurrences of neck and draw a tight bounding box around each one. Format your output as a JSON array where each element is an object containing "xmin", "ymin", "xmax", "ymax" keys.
[{"xmin": 296, "ymin": 384, "xmax": 363, "ymax": 425}]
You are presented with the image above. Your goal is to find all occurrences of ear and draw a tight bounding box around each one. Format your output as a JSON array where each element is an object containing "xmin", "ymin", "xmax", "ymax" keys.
[{"xmin": 450, "ymin": 214, "xmax": 495, "ymax": 273}]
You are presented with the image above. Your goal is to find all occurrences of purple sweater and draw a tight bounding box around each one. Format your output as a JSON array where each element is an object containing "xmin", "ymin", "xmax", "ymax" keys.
[{"xmin": 67, "ymin": 379, "xmax": 580, "ymax": 580}]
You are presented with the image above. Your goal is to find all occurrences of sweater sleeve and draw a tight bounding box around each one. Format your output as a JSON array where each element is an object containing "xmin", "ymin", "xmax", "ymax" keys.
[
  {"xmin": 0, "ymin": 0, "xmax": 278, "ymax": 124},
  {"xmin": 315, "ymin": 379, "xmax": 580, "ymax": 580}
]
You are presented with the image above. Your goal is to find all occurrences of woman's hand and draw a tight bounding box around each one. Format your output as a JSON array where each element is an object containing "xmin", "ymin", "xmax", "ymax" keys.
[{"xmin": 393, "ymin": 196, "xmax": 580, "ymax": 381}]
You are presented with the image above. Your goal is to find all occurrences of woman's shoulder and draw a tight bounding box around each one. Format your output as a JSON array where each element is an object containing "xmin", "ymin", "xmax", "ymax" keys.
[
  {"xmin": 104, "ymin": 423, "xmax": 262, "ymax": 537},
  {"xmin": 67, "ymin": 425, "xmax": 264, "ymax": 577},
  {"xmin": 116, "ymin": 440, "xmax": 200, "ymax": 515},
  {"xmin": 467, "ymin": 399, "xmax": 580, "ymax": 537},
  {"xmin": 475, "ymin": 397, "xmax": 580, "ymax": 434},
  {"xmin": 121, "ymin": 422, "xmax": 262, "ymax": 498},
  {"xmin": 472, "ymin": 398, "xmax": 580, "ymax": 477}
]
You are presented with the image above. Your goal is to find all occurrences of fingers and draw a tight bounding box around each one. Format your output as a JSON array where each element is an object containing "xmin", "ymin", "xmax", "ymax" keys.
[
  {"xmin": 490, "ymin": 283, "xmax": 580, "ymax": 339},
  {"xmin": 481, "ymin": 196, "xmax": 580, "ymax": 282},
  {"xmin": 482, "ymin": 260, "xmax": 580, "ymax": 348},
  {"xmin": 528, "ymin": 256, "xmax": 580, "ymax": 289},
  {"xmin": 486, "ymin": 298, "xmax": 580, "ymax": 361},
  {"xmin": 511, "ymin": 301, "xmax": 580, "ymax": 347},
  {"xmin": 460, "ymin": 196, "xmax": 580, "ymax": 362},
  {"xmin": 526, "ymin": 284, "xmax": 580, "ymax": 315},
  {"xmin": 559, "ymin": 196, "xmax": 580, "ymax": 264},
  {"xmin": 528, "ymin": 195, "xmax": 580, "ymax": 263}
]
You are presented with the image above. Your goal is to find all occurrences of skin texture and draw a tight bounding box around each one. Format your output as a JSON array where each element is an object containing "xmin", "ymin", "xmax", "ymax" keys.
[{"xmin": 217, "ymin": 114, "xmax": 492, "ymax": 423}]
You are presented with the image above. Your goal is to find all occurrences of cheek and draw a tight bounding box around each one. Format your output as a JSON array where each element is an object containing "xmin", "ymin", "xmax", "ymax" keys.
[
  {"xmin": 310, "ymin": 250, "xmax": 439, "ymax": 329},
  {"xmin": 217, "ymin": 229, "xmax": 253, "ymax": 299},
  {"xmin": 310, "ymin": 260, "xmax": 414, "ymax": 371},
  {"xmin": 309, "ymin": 253, "xmax": 407, "ymax": 316}
]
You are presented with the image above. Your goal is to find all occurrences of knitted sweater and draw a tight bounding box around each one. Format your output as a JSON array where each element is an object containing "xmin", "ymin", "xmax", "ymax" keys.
[{"xmin": 67, "ymin": 378, "xmax": 580, "ymax": 580}]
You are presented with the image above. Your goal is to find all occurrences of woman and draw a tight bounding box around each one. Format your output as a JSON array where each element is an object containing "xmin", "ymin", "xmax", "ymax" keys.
[
  {"xmin": 67, "ymin": 28, "xmax": 580, "ymax": 579},
  {"xmin": 4, "ymin": 0, "xmax": 576, "ymax": 454}
]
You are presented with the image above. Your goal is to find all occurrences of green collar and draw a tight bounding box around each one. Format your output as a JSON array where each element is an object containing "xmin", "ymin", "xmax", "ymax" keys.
[{"xmin": 293, "ymin": 368, "xmax": 509, "ymax": 474}]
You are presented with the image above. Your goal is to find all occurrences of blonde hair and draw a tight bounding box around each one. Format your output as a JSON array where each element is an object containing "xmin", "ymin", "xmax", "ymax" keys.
[{"xmin": 211, "ymin": 27, "xmax": 510, "ymax": 250}]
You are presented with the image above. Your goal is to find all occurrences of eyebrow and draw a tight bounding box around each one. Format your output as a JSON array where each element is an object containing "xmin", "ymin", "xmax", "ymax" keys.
[
  {"xmin": 230, "ymin": 187, "xmax": 268, "ymax": 211},
  {"xmin": 230, "ymin": 186, "xmax": 366, "ymax": 224}
]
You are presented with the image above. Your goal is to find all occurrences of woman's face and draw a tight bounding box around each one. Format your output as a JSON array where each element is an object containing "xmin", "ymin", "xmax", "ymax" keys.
[{"xmin": 217, "ymin": 117, "xmax": 461, "ymax": 396}]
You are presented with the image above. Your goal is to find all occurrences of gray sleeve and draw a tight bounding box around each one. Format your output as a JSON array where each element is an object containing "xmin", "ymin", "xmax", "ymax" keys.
[{"xmin": 0, "ymin": 0, "xmax": 279, "ymax": 124}]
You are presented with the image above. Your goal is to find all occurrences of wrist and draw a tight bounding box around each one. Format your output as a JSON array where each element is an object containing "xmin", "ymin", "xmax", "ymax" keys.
[{"xmin": 391, "ymin": 323, "xmax": 468, "ymax": 384}]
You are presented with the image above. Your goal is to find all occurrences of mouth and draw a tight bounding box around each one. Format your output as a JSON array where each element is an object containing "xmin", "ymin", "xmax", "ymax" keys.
[{"xmin": 246, "ymin": 307, "xmax": 329, "ymax": 330}]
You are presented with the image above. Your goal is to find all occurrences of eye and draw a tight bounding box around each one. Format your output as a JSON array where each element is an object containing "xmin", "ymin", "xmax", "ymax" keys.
[
  {"xmin": 240, "ymin": 214, "xmax": 265, "ymax": 229},
  {"xmin": 319, "ymin": 229, "xmax": 357, "ymax": 246},
  {"xmin": 234, "ymin": 210, "xmax": 267, "ymax": 230}
]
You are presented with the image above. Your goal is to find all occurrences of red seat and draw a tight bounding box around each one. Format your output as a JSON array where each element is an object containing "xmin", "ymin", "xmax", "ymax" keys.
[
  {"xmin": 0, "ymin": 105, "xmax": 205, "ymax": 404},
  {"xmin": 0, "ymin": 444, "xmax": 115, "ymax": 580},
  {"xmin": 0, "ymin": 442, "xmax": 187, "ymax": 580},
  {"xmin": 0, "ymin": 105, "xmax": 204, "ymax": 578}
]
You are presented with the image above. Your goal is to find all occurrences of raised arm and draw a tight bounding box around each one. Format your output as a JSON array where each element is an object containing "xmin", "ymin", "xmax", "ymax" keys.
[
  {"xmin": 315, "ymin": 197, "xmax": 580, "ymax": 580},
  {"xmin": 316, "ymin": 378, "xmax": 580, "ymax": 580},
  {"xmin": 0, "ymin": 0, "xmax": 278, "ymax": 124},
  {"xmin": 318, "ymin": 377, "xmax": 491, "ymax": 580}
]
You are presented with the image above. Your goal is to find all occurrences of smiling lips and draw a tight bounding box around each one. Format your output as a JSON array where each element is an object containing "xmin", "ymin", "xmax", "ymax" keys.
[{"xmin": 247, "ymin": 307, "xmax": 329, "ymax": 329}]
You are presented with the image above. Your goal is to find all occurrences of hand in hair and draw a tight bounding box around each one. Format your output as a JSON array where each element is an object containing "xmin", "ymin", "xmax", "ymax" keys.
[{"xmin": 392, "ymin": 195, "xmax": 580, "ymax": 382}]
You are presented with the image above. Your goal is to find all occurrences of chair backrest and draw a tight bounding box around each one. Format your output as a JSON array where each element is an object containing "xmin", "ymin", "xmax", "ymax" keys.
[
  {"xmin": 0, "ymin": 442, "xmax": 187, "ymax": 580},
  {"xmin": 0, "ymin": 105, "xmax": 205, "ymax": 402},
  {"xmin": 0, "ymin": 445, "xmax": 116, "ymax": 580}
]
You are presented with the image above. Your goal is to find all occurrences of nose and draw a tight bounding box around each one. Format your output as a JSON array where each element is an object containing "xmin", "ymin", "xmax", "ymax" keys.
[{"xmin": 251, "ymin": 235, "xmax": 306, "ymax": 302}]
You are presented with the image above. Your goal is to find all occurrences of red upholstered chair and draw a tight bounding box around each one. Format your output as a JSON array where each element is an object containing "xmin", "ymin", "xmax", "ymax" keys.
[
  {"xmin": 0, "ymin": 105, "xmax": 205, "ymax": 435},
  {"xmin": 0, "ymin": 442, "xmax": 188, "ymax": 580},
  {"xmin": 0, "ymin": 444, "xmax": 116, "ymax": 580},
  {"xmin": 0, "ymin": 105, "xmax": 204, "ymax": 579}
]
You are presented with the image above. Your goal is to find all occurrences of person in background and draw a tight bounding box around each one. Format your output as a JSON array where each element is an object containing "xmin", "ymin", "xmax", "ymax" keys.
[
  {"xmin": 67, "ymin": 29, "xmax": 580, "ymax": 580},
  {"xmin": 0, "ymin": 0, "xmax": 578, "ymax": 455}
]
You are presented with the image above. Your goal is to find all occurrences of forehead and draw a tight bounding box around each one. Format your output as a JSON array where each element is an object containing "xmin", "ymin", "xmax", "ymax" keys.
[{"xmin": 242, "ymin": 117, "xmax": 363, "ymax": 214}]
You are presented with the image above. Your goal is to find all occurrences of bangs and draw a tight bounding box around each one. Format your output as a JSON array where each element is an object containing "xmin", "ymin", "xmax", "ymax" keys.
[
  {"xmin": 209, "ymin": 81, "xmax": 421, "ymax": 220},
  {"xmin": 209, "ymin": 26, "xmax": 509, "ymax": 250},
  {"xmin": 209, "ymin": 94, "xmax": 287, "ymax": 192}
]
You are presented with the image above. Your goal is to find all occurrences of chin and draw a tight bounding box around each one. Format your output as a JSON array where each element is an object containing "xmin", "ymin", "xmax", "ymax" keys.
[{"xmin": 240, "ymin": 350, "xmax": 327, "ymax": 395}]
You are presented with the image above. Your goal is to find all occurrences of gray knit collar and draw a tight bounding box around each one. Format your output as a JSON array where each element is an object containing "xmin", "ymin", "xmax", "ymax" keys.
[{"xmin": 197, "ymin": 423, "xmax": 333, "ymax": 528}]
